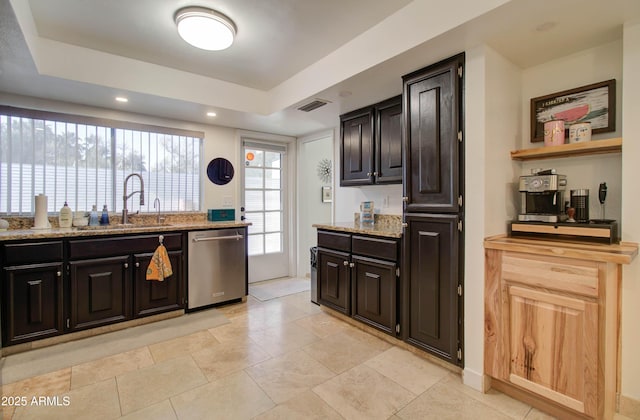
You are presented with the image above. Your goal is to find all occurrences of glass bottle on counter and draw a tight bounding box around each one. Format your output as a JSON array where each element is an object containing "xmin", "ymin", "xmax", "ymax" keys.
[
  {"xmin": 88, "ymin": 205, "xmax": 99, "ymax": 226},
  {"xmin": 100, "ymin": 204, "xmax": 110, "ymax": 225}
]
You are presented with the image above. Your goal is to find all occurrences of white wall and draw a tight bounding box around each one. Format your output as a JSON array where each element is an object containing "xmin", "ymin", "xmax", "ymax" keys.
[
  {"xmin": 520, "ymin": 40, "xmax": 624, "ymax": 224},
  {"xmin": 621, "ymin": 21, "xmax": 640, "ymax": 401},
  {"xmin": 462, "ymin": 45, "xmax": 488, "ymax": 391},
  {"xmin": 298, "ymin": 131, "xmax": 333, "ymax": 277},
  {"xmin": 463, "ymin": 44, "xmax": 522, "ymax": 391}
]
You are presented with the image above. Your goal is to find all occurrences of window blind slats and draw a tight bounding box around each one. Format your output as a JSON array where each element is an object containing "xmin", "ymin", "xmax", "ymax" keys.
[{"xmin": 0, "ymin": 112, "xmax": 201, "ymax": 215}]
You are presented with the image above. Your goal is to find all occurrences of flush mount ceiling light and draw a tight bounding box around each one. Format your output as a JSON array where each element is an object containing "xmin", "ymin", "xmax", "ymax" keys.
[{"xmin": 174, "ymin": 6, "xmax": 236, "ymax": 51}]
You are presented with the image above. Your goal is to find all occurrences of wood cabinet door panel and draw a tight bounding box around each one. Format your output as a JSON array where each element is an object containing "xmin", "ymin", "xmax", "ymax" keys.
[
  {"xmin": 317, "ymin": 248, "xmax": 350, "ymax": 314},
  {"xmin": 134, "ymin": 251, "xmax": 183, "ymax": 317},
  {"xmin": 3, "ymin": 263, "xmax": 63, "ymax": 345},
  {"xmin": 340, "ymin": 108, "xmax": 374, "ymax": 186},
  {"xmin": 69, "ymin": 256, "xmax": 131, "ymax": 330},
  {"xmin": 352, "ymin": 256, "xmax": 396, "ymax": 334},
  {"xmin": 403, "ymin": 213, "xmax": 460, "ymax": 364},
  {"xmin": 507, "ymin": 285, "xmax": 597, "ymax": 416},
  {"xmin": 403, "ymin": 55, "xmax": 462, "ymax": 213},
  {"xmin": 376, "ymin": 96, "xmax": 403, "ymax": 184}
]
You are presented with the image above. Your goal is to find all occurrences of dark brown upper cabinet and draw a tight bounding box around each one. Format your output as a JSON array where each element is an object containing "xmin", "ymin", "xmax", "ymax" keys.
[
  {"xmin": 403, "ymin": 55, "xmax": 463, "ymax": 212},
  {"xmin": 340, "ymin": 95, "xmax": 402, "ymax": 186}
]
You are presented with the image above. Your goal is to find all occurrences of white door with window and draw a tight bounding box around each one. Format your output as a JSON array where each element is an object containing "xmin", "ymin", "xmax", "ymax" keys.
[{"xmin": 242, "ymin": 141, "xmax": 289, "ymax": 283}]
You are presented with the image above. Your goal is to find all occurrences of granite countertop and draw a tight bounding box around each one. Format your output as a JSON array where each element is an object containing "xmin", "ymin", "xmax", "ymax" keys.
[
  {"xmin": 0, "ymin": 216, "xmax": 250, "ymax": 242},
  {"xmin": 313, "ymin": 221, "xmax": 402, "ymax": 238}
]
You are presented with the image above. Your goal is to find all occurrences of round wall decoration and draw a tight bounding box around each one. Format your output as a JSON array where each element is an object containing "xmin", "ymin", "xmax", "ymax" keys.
[
  {"xmin": 207, "ymin": 157, "xmax": 235, "ymax": 185},
  {"xmin": 317, "ymin": 158, "xmax": 332, "ymax": 184}
]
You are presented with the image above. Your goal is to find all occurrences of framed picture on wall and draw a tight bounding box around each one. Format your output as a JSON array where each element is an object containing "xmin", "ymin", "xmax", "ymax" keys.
[
  {"xmin": 321, "ymin": 186, "xmax": 332, "ymax": 203},
  {"xmin": 530, "ymin": 79, "xmax": 616, "ymax": 142}
]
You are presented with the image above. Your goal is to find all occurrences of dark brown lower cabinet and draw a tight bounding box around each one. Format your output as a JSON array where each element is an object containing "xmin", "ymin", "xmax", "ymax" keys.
[
  {"xmin": 2, "ymin": 263, "xmax": 64, "ymax": 345},
  {"xmin": 352, "ymin": 255, "xmax": 396, "ymax": 335},
  {"xmin": 134, "ymin": 251, "xmax": 183, "ymax": 317},
  {"xmin": 317, "ymin": 229, "xmax": 400, "ymax": 336},
  {"xmin": 403, "ymin": 213, "xmax": 462, "ymax": 366},
  {"xmin": 317, "ymin": 248, "xmax": 351, "ymax": 314},
  {"xmin": 69, "ymin": 256, "xmax": 131, "ymax": 331}
]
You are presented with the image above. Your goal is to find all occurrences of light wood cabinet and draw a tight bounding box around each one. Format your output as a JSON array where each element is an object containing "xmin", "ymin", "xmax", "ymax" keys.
[{"xmin": 484, "ymin": 236, "xmax": 637, "ymax": 419}]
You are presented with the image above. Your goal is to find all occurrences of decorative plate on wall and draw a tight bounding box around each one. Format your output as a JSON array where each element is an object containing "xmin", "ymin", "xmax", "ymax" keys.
[
  {"xmin": 207, "ymin": 158, "xmax": 234, "ymax": 185},
  {"xmin": 317, "ymin": 158, "xmax": 332, "ymax": 184}
]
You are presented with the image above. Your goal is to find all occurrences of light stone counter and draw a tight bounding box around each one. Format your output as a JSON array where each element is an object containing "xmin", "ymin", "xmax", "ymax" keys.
[
  {"xmin": 0, "ymin": 213, "xmax": 249, "ymax": 242},
  {"xmin": 313, "ymin": 214, "xmax": 402, "ymax": 238}
]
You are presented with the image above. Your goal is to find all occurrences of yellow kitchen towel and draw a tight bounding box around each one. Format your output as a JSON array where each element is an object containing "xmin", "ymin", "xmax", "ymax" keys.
[{"xmin": 146, "ymin": 244, "xmax": 173, "ymax": 281}]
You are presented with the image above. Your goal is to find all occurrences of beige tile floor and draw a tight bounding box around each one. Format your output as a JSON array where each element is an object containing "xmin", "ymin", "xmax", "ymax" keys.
[{"xmin": 0, "ymin": 289, "xmax": 634, "ymax": 420}]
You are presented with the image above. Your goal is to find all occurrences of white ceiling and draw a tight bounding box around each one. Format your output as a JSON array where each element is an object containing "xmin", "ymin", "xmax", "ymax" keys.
[{"xmin": 1, "ymin": 0, "xmax": 640, "ymax": 137}]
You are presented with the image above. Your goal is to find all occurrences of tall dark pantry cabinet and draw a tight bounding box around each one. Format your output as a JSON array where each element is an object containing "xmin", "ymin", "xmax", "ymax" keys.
[{"xmin": 401, "ymin": 53, "xmax": 464, "ymax": 367}]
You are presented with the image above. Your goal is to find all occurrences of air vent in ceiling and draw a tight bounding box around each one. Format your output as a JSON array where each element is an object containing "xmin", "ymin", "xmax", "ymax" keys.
[{"xmin": 297, "ymin": 99, "xmax": 330, "ymax": 112}]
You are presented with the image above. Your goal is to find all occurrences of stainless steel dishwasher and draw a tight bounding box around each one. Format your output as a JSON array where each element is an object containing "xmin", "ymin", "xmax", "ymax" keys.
[{"xmin": 187, "ymin": 228, "xmax": 246, "ymax": 310}]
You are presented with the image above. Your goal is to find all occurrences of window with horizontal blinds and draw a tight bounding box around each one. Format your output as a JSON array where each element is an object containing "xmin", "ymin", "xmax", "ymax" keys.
[{"xmin": 0, "ymin": 107, "xmax": 203, "ymax": 215}]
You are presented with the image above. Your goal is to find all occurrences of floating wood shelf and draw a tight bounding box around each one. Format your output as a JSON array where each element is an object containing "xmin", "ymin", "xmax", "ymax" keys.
[{"xmin": 510, "ymin": 137, "xmax": 622, "ymax": 161}]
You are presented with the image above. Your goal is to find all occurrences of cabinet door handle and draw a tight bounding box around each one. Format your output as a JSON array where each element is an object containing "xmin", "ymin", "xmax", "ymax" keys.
[
  {"xmin": 124, "ymin": 263, "xmax": 129, "ymax": 269},
  {"xmin": 349, "ymin": 262, "xmax": 355, "ymax": 268},
  {"xmin": 343, "ymin": 261, "xmax": 349, "ymax": 266},
  {"xmin": 373, "ymin": 172, "xmax": 378, "ymax": 177},
  {"xmin": 367, "ymin": 172, "xmax": 372, "ymax": 177},
  {"xmin": 56, "ymin": 271, "xmax": 62, "ymax": 277},
  {"xmin": 135, "ymin": 262, "xmax": 140, "ymax": 268}
]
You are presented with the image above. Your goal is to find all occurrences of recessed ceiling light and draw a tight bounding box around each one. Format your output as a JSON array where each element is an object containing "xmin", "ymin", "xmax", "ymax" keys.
[
  {"xmin": 175, "ymin": 7, "xmax": 236, "ymax": 51},
  {"xmin": 115, "ymin": 97, "xmax": 128, "ymax": 103},
  {"xmin": 206, "ymin": 111, "xmax": 217, "ymax": 117}
]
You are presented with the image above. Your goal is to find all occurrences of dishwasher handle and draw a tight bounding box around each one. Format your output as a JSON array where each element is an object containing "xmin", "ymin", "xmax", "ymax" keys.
[{"xmin": 192, "ymin": 234, "xmax": 244, "ymax": 242}]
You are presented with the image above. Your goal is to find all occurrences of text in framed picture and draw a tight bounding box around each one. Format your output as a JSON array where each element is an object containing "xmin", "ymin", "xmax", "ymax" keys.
[
  {"xmin": 530, "ymin": 79, "xmax": 615, "ymax": 142},
  {"xmin": 321, "ymin": 186, "xmax": 332, "ymax": 203}
]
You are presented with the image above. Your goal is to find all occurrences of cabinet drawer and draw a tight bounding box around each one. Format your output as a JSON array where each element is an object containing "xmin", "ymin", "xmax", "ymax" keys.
[
  {"xmin": 318, "ymin": 230, "xmax": 351, "ymax": 252},
  {"xmin": 502, "ymin": 252, "xmax": 599, "ymax": 298},
  {"xmin": 68, "ymin": 233, "xmax": 182, "ymax": 260},
  {"xmin": 352, "ymin": 235, "xmax": 398, "ymax": 261},
  {"xmin": 3, "ymin": 241, "xmax": 63, "ymax": 266}
]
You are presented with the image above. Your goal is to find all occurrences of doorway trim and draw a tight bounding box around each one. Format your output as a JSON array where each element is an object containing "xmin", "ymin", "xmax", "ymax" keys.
[
  {"xmin": 296, "ymin": 129, "xmax": 334, "ymax": 277},
  {"xmin": 236, "ymin": 130, "xmax": 296, "ymax": 281}
]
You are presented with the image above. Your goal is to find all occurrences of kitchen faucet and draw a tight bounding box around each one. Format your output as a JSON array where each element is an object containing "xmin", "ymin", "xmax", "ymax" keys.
[
  {"xmin": 153, "ymin": 197, "xmax": 162, "ymax": 224},
  {"xmin": 122, "ymin": 173, "xmax": 145, "ymax": 224}
]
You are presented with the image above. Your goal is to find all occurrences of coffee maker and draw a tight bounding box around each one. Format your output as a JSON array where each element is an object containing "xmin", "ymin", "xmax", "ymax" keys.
[{"xmin": 518, "ymin": 169, "xmax": 567, "ymax": 222}]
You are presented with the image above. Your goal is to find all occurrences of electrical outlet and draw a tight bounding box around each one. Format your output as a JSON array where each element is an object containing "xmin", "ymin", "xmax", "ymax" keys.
[{"xmin": 222, "ymin": 196, "xmax": 233, "ymax": 207}]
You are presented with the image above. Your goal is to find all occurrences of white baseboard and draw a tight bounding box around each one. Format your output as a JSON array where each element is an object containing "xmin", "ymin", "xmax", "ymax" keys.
[
  {"xmin": 620, "ymin": 394, "xmax": 640, "ymax": 418},
  {"xmin": 463, "ymin": 368, "xmax": 489, "ymax": 392}
]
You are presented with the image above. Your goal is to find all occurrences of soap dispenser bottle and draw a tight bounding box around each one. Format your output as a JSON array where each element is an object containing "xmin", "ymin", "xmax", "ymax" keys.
[
  {"xmin": 100, "ymin": 204, "xmax": 110, "ymax": 225},
  {"xmin": 89, "ymin": 205, "xmax": 99, "ymax": 226},
  {"xmin": 59, "ymin": 201, "xmax": 73, "ymax": 228}
]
